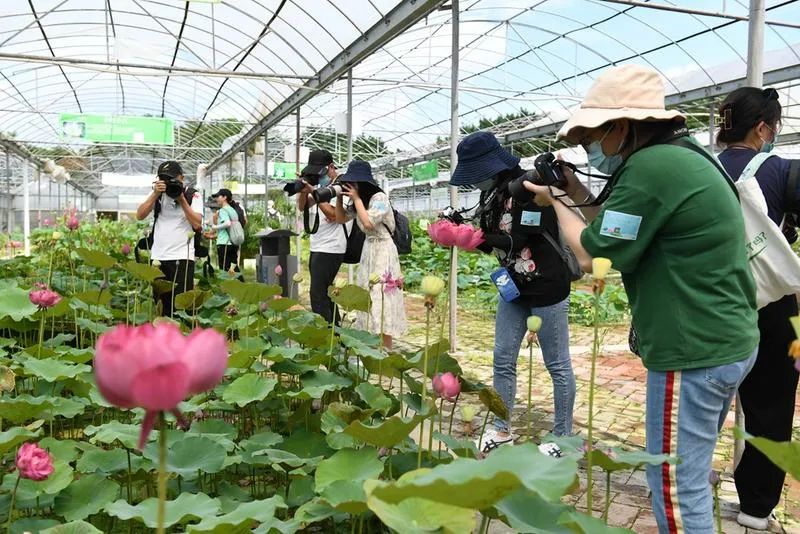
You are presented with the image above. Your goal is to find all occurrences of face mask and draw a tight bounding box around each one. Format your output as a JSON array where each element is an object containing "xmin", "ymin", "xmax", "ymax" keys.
[
  {"xmin": 586, "ymin": 125, "xmax": 625, "ymax": 175},
  {"xmin": 318, "ymin": 177, "xmax": 331, "ymax": 188},
  {"xmin": 475, "ymin": 177, "xmax": 496, "ymax": 191}
]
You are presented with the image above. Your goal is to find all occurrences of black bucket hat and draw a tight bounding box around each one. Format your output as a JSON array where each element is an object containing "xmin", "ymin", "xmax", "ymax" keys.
[
  {"xmin": 338, "ymin": 160, "xmax": 378, "ymax": 186},
  {"xmin": 450, "ymin": 131, "xmax": 520, "ymax": 186}
]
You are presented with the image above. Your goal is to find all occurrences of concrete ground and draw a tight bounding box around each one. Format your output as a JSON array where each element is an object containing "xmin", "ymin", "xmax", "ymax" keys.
[{"xmin": 399, "ymin": 293, "xmax": 800, "ymax": 534}]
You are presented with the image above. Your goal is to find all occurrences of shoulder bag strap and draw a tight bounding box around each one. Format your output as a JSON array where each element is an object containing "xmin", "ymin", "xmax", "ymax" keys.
[
  {"xmin": 540, "ymin": 230, "xmax": 571, "ymax": 266},
  {"xmin": 666, "ymin": 137, "xmax": 739, "ymax": 200},
  {"xmin": 784, "ymin": 159, "xmax": 800, "ymax": 214}
]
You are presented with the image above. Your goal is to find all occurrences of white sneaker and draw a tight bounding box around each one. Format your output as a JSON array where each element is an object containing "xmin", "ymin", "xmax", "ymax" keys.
[
  {"xmin": 538, "ymin": 441, "xmax": 564, "ymax": 459},
  {"xmin": 475, "ymin": 428, "xmax": 515, "ymax": 455},
  {"xmin": 737, "ymin": 511, "xmax": 776, "ymax": 531}
]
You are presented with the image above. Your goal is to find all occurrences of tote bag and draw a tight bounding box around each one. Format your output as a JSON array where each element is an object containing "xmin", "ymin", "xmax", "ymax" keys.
[{"xmin": 737, "ymin": 152, "xmax": 800, "ymax": 309}]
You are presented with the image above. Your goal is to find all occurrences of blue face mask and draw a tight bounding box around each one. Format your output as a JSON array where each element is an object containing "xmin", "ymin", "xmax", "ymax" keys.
[
  {"xmin": 586, "ymin": 125, "xmax": 624, "ymax": 175},
  {"xmin": 759, "ymin": 124, "xmax": 778, "ymax": 153},
  {"xmin": 318, "ymin": 176, "xmax": 331, "ymax": 188}
]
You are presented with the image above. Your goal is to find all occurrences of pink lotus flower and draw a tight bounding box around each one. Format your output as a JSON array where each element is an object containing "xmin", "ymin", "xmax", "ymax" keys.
[
  {"xmin": 381, "ymin": 270, "xmax": 403, "ymax": 294},
  {"xmin": 427, "ymin": 220, "xmax": 459, "ymax": 247},
  {"xmin": 121, "ymin": 243, "xmax": 131, "ymax": 256},
  {"xmin": 16, "ymin": 443, "xmax": 54, "ymax": 481},
  {"xmin": 9, "ymin": 240, "xmax": 22, "ymax": 249},
  {"xmin": 453, "ymin": 224, "xmax": 485, "ymax": 251},
  {"xmin": 432, "ymin": 372, "xmax": 461, "ymax": 401},
  {"xmin": 66, "ymin": 215, "xmax": 80, "ymax": 231},
  {"xmin": 29, "ymin": 287, "xmax": 62, "ymax": 309},
  {"xmin": 274, "ymin": 264, "xmax": 283, "ymax": 277},
  {"xmin": 94, "ymin": 322, "xmax": 228, "ymax": 448},
  {"xmin": 43, "ymin": 218, "xmax": 52, "ymax": 226}
]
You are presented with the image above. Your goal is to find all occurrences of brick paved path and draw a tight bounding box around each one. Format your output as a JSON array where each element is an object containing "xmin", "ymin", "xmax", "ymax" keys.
[{"xmin": 401, "ymin": 294, "xmax": 800, "ymax": 533}]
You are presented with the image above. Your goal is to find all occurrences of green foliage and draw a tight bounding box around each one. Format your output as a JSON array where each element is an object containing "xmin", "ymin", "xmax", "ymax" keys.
[{"xmin": 0, "ymin": 217, "xmax": 645, "ymax": 533}]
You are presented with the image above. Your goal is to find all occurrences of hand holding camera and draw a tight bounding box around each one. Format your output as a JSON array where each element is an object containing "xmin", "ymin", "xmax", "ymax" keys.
[
  {"xmin": 506, "ymin": 152, "xmax": 575, "ymax": 202},
  {"xmin": 157, "ymin": 176, "xmax": 184, "ymax": 199}
]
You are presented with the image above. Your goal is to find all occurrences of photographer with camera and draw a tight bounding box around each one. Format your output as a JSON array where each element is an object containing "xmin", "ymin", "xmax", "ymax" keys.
[
  {"xmin": 523, "ymin": 65, "xmax": 758, "ymax": 532},
  {"xmin": 291, "ymin": 149, "xmax": 351, "ymax": 324},
  {"xmin": 136, "ymin": 160, "xmax": 203, "ymax": 317},
  {"xmin": 449, "ymin": 132, "xmax": 576, "ymax": 455}
]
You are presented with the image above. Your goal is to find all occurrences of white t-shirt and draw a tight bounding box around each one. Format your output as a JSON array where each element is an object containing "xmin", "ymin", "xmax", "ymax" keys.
[
  {"xmin": 307, "ymin": 198, "xmax": 351, "ymax": 254},
  {"xmin": 151, "ymin": 192, "xmax": 204, "ymax": 261}
]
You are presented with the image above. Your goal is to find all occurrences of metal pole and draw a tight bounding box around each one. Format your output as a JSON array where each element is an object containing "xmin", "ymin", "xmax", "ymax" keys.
[
  {"xmin": 448, "ymin": 0, "xmax": 460, "ymax": 352},
  {"xmin": 735, "ymin": 0, "xmax": 766, "ymax": 471},
  {"xmin": 23, "ymin": 164, "xmax": 30, "ymax": 256},
  {"xmin": 295, "ymin": 110, "xmax": 302, "ymax": 271},
  {"xmin": 347, "ymin": 69, "xmax": 355, "ymax": 284},
  {"xmin": 264, "ymin": 130, "xmax": 269, "ymax": 230},
  {"xmin": 5, "ymin": 151, "xmax": 10, "ymax": 233},
  {"xmin": 243, "ymin": 149, "xmax": 249, "ymax": 213},
  {"xmin": 708, "ymin": 101, "xmax": 716, "ymax": 155},
  {"xmin": 746, "ymin": 0, "xmax": 765, "ymax": 87}
]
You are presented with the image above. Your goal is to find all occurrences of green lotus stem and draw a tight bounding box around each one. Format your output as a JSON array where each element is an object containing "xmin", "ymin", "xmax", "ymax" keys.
[
  {"xmin": 603, "ymin": 471, "xmax": 611, "ymax": 522},
  {"xmin": 328, "ymin": 303, "xmax": 338, "ymax": 368},
  {"xmin": 526, "ymin": 340, "xmax": 534, "ymax": 441},
  {"xmin": 157, "ymin": 412, "xmax": 167, "ymax": 534},
  {"xmin": 714, "ymin": 483, "xmax": 722, "ymax": 534},
  {"xmin": 478, "ymin": 513, "xmax": 490, "ymax": 534},
  {"xmin": 379, "ymin": 286, "xmax": 385, "ymax": 352},
  {"xmin": 586, "ymin": 283, "xmax": 601, "ymax": 515},
  {"xmin": 447, "ymin": 392, "xmax": 460, "ymax": 435},
  {"xmin": 477, "ymin": 408, "xmax": 491, "ymax": 454},
  {"xmin": 37, "ymin": 309, "xmax": 45, "ymax": 358},
  {"xmin": 417, "ymin": 306, "xmax": 432, "ymax": 469},
  {"xmin": 126, "ymin": 448, "xmax": 133, "ymax": 500},
  {"xmin": 399, "ymin": 371, "xmax": 404, "ymax": 415},
  {"xmin": 5, "ymin": 474, "xmax": 20, "ymax": 532}
]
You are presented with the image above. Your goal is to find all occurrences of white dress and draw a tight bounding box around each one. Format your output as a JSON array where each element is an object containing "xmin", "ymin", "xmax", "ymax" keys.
[{"xmin": 347, "ymin": 192, "xmax": 408, "ymax": 337}]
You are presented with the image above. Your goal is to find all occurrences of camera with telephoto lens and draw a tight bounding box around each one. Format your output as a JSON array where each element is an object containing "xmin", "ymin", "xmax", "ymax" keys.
[
  {"xmin": 507, "ymin": 152, "xmax": 575, "ymax": 202},
  {"xmin": 283, "ymin": 171, "xmax": 326, "ymax": 197},
  {"xmin": 159, "ymin": 176, "xmax": 184, "ymax": 199},
  {"xmin": 312, "ymin": 183, "xmax": 343, "ymax": 204}
]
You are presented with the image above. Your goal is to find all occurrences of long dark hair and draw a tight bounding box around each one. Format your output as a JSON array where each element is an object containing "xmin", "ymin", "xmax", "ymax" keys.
[
  {"xmin": 352, "ymin": 181, "xmax": 383, "ymax": 208},
  {"xmin": 716, "ymin": 87, "xmax": 781, "ymax": 146},
  {"xmin": 479, "ymin": 166, "xmax": 524, "ymax": 232},
  {"xmin": 220, "ymin": 191, "xmax": 247, "ymax": 226}
]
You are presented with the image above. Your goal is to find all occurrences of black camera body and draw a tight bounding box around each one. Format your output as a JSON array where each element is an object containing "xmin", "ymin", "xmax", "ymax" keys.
[
  {"xmin": 284, "ymin": 172, "xmax": 325, "ymax": 197},
  {"xmin": 507, "ymin": 152, "xmax": 575, "ymax": 202},
  {"xmin": 159, "ymin": 176, "xmax": 184, "ymax": 199}
]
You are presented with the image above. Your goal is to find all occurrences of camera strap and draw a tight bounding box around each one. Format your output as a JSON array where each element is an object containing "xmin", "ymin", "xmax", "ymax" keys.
[{"xmin": 303, "ymin": 203, "xmax": 320, "ymax": 235}]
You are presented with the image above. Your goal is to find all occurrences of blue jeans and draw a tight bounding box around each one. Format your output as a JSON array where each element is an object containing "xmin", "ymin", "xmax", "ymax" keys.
[
  {"xmin": 645, "ymin": 350, "xmax": 757, "ymax": 533},
  {"xmin": 492, "ymin": 297, "xmax": 575, "ymax": 436}
]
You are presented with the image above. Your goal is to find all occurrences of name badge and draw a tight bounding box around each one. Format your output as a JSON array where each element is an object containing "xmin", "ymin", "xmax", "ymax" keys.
[
  {"xmin": 520, "ymin": 211, "xmax": 542, "ymax": 227},
  {"xmin": 599, "ymin": 210, "xmax": 642, "ymax": 240}
]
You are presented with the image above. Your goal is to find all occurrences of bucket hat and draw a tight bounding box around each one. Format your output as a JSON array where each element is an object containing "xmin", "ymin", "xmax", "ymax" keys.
[
  {"xmin": 557, "ymin": 64, "xmax": 684, "ymax": 144},
  {"xmin": 338, "ymin": 160, "xmax": 378, "ymax": 186},
  {"xmin": 450, "ymin": 131, "xmax": 520, "ymax": 186}
]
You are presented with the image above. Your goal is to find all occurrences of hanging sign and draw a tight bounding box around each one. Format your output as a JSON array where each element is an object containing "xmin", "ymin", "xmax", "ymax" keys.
[{"xmin": 59, "ymin": 114, "xmax": 174, "ymax": 145}]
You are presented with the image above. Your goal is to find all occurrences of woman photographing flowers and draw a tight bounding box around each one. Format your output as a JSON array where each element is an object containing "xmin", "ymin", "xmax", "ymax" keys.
[
  {"xmin": 524, "ymin": 64, "xmax": 758, "ymax": 532},
  {"xmin": 334, "ymin": 160, "xmax": 407, "ymax": 349}
]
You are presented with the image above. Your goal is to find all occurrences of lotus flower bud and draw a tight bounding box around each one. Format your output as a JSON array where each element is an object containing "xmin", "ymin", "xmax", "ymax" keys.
[
  {"xmin": 51, "ymin": 231, "xmax": 63, "ymax": 240},
  {"xmin": 460, "ymin": 404, "xmax": 475, "ymax": 422},
  {"xmin": 526, "ymin": 315, "xmax": 542, "ymax": 333},
  {"xmin": 420, "ymin": 275, "xmax": 445, "ymax": 297},
  {"xmin": 369, "ymin": 272, "xmax": 381, "ymax": 285},
  {"xmin": 591, "ymin": 257, "xmax": 612, "ymax": 280},
  {"xmin": 293, "ymin": 273, "xmax": 303, "ymax": 283},
  {"xmin": 152, "ymin": 260, "xmax": 161, "ymax": 267},
  {"xmin": 790, "ymin": 316, "xmax": 800, "ymax": 339},
  {"xmin": 274, "ymin": 264, "xmax": 283, "ymax": 277},
  {"xmin": 334, "ymin": 278, "xmax": 347, "ymax": 289}
]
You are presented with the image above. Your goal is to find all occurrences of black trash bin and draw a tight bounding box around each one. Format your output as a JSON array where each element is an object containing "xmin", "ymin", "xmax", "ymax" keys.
[{"xmin": 255, "ymin": 229, "xmax": 298, "ymax": 298}]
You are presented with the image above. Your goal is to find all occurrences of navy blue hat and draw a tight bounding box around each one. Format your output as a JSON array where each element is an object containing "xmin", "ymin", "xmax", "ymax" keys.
[
  {"xmin": 450, "ymin": 131, "xmax": 520, "ymax": 186},
  {"xmin": 339, "ymin": 160, "xmax": 377, "ymax": 185}
]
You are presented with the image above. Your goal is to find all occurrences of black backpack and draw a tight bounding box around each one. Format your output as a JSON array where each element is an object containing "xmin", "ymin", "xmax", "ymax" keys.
[
  {"xmin": 386, "ymin": 208, "xmax": 412, "ymax": 255},
  {"xmin": 342, "ymin": 224, "xmax": 365, "ymax": 265},
  {"xmin": 141, "ymin": 187, "xmax": 208, "ymax": 258}
]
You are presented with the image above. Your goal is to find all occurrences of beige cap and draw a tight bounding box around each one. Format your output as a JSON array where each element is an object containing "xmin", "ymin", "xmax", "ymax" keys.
[{"xmin": 557, "ymin": 64, "xmax": 684, "ymax": 144}]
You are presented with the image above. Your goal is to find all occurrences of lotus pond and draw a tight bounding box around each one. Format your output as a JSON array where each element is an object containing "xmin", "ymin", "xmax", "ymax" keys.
[{"xmin": 1, "ymin": 220, "xmax": 795, "ymax": 534}]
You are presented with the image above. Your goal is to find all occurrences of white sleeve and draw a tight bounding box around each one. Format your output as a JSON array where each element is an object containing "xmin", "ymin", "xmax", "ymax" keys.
[{"xmin": 190, "ymin": 192, "xmax": 204, "ymax": 215}]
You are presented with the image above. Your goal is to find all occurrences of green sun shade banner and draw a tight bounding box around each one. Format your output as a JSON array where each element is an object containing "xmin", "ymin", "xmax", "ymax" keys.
[
  {"xmin": 412, "ymin": 160, "xmax": 438, "ymax": 183},
  {"xmin": 59, "ymin": 114, "xmax": 175, "ymax": 145},
  {"xmin": 270, "ymin": 162, "xmax": 300, "ymax": 180}
]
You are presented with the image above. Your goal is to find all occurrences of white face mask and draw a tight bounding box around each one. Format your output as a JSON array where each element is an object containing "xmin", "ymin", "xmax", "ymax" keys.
[{"xmin": 586, "ymin": 124, "xmax": 625, "ymax": 175}]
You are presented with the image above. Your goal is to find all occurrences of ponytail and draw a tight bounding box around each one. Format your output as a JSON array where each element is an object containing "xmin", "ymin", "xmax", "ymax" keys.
[{"xmin": 229, "ymin": 199, "xmax": 247, "ymax": 227}]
